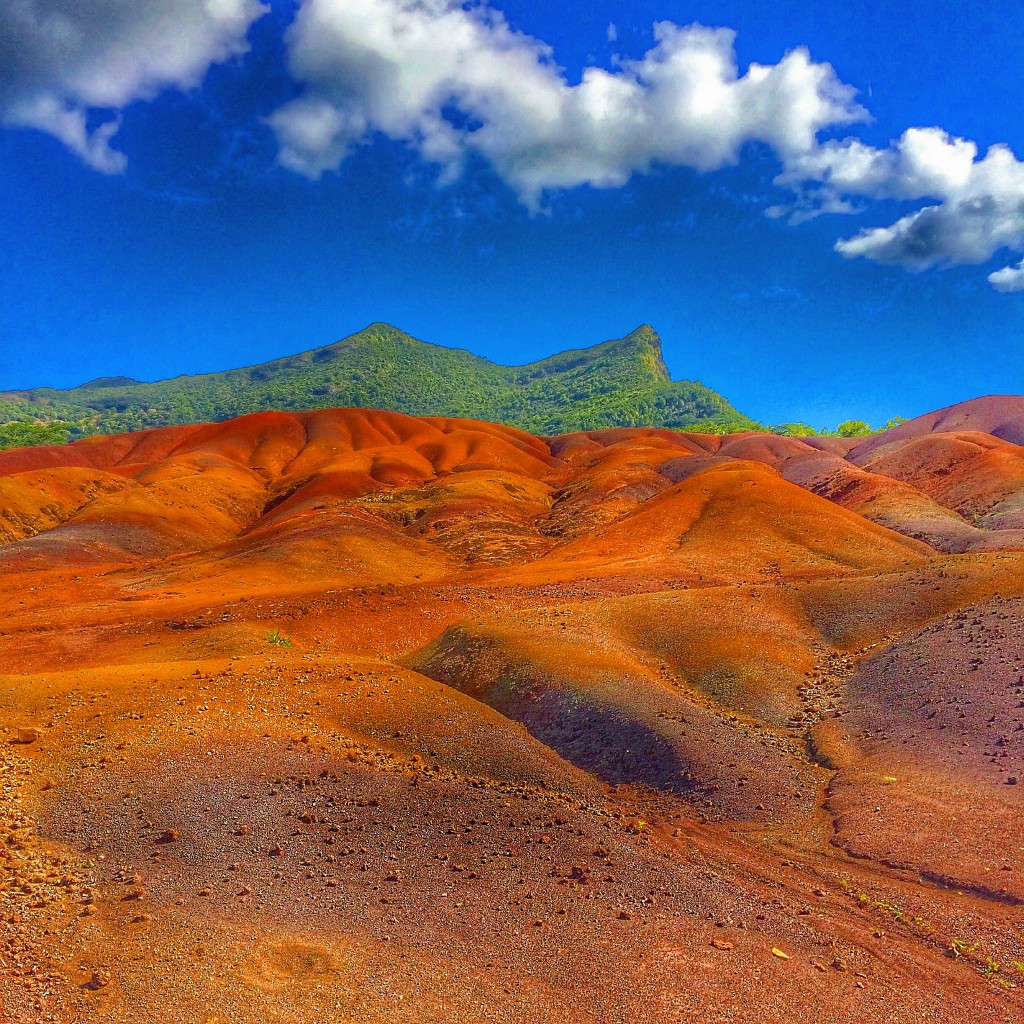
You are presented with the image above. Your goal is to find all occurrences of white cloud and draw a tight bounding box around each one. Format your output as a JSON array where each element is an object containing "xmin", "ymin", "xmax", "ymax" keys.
[
  {"xmin": 835, "ymin": 192, "xmax": 1024, "ymax": 272},
  {"xmin": 776, "ymin": 127, "xmax": 1024, "ymax": 283},
  {"xmin": 6, "ymin": 0, "xmax": 1022, "ymax": 292},
  {"xmin": 777, "ymin": 128, "xmax": 980, "ymax": 201},
  {"xmin": 607, "ymin": 22, "xmax": 618, "ymax": 43},
  {"xmin": 0, "ymin": 0, "xmax": 268, "ymax": 172},
  {"xmin": 269, "ymin": 0, "xmax": 865, "ymax": 207},
  {"xmin": 268, "ymin": 1, "xmax": 1024, "ymax": 290},
  {"xmin": 989, "ymin": 259, "xmax": 1024, "ymax": 293}
]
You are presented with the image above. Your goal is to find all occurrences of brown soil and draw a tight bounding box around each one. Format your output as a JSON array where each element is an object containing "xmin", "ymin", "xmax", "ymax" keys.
[{"xmin": 2, "ymin": 402, "xmax": 1023, "ymax": 1022}]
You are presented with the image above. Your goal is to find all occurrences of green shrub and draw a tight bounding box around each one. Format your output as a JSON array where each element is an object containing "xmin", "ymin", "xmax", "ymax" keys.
[{"xmin": 265, "ymin": 629, "xmax": 293, "ymax": 648}]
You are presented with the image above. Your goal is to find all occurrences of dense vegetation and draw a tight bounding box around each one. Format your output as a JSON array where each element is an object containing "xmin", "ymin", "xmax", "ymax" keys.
[
  {"xmin": 773, "ymin": 417, "xmax": 907, "ymax": 438},
  {"xmin": 0, "ymin": 323, "xmax": 903, "ymax": 450},
  {"xmin": 0, "ymin": 420, "xmax": 75, "ymax": 450},
  {"xmin": 0, "ymin": 323, "xmax": 759, "ymax": 447}
]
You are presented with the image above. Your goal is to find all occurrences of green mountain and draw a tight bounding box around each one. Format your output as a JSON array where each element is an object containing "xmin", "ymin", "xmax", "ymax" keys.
[{"xmin": 0, "ymin": 323, "xmax": 757, "ymax": 448}]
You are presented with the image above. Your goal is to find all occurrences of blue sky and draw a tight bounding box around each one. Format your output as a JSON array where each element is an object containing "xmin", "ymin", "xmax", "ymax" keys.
[{"xmin": 1, "ymin": 0, "xmax": 1022, "ymax": 429}]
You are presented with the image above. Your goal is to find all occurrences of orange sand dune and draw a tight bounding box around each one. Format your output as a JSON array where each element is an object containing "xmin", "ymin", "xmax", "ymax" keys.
[{"xmin": 2, "ymin": 404, "xmax": 1024, "ymax": 1023}]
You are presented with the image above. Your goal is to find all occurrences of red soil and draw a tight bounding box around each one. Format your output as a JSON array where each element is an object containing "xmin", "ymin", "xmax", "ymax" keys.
[{"xmin": 2, "ymin": 403, "xmax": 1024, "ymax": 1023}]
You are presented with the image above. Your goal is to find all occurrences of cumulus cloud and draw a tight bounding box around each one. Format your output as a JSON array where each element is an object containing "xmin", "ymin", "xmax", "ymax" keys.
[
  {"xmin": 835, "ymin": 192, "xmax": 1024, "ymax": 272},
  {"xmin": 6, "ymin": 0, "xmax": 1023, "ymax": 291},
  {"xmin": 265, "ymin": 0, "xmax": 1024, "ymax": 289},
  {"xmin": 0, "ymin": 0, "xmax": 268, "ymax": 172},
  {"xmin": 268, "ymin": 0, "xmax": 865, "ymax": 206},
  {"xmin": 777, "ymin": 127, "xmax": 1024, "ymax": 283},
  {"xmin": 989, "ymin": 259, "xmax": 1024, "ymax": 293},
  {"xmin": 777, "ymin": 128, "xmax": 980, "ymax": 202}
]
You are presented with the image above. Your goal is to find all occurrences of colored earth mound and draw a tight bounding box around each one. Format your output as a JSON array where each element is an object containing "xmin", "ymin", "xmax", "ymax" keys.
[{"xmin": 2, "ymin": 398, "xmax": 1024, "ymax": 1023}]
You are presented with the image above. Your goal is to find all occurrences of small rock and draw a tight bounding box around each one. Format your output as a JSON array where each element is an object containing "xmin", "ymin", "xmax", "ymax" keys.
[
  {"xmin": 15, "ymin": 727, "xmax": 42, "ymax": 745},
  {"xmin": 711, "ymin": 939, "xmax": 734, "ymax": 950},
  {"xmin": 87, "ymin": 969, "xmax": 111, "ymax": 990},
  {"xmin": 771, "ymin": 947, "xmax": 790, "ymax": 960}
]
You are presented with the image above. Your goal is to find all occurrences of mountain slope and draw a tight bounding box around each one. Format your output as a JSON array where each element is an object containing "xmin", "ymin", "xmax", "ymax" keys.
[{"xmin": 0, "ymin": 323, "xmax": 755, "ymax": 443}]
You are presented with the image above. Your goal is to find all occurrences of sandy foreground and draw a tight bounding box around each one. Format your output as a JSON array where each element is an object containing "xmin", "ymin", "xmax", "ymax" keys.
[{"xmin": 2, "ymin": 404, "xmax": 1023, "ymax": 1022}]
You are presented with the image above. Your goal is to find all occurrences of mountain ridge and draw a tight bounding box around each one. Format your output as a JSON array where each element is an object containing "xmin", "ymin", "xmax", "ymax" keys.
[
  {"xmin": 66, "ymin": 322, "xmax": 670, "ymax": 390},
  {"xmin": 0, "ymin": 322, "xmax": 753, "ymax": 444}
]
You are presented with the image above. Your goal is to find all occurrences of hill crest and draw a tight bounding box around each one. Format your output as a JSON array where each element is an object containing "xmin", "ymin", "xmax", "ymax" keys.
[{"xmin": 0, "ymin": 322, "xmax": 751, "ymax": 441}]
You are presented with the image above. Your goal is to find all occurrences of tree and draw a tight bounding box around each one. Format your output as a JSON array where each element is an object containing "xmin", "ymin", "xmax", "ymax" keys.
[
  {"xmin": 835, "ymin": 420, "xmax": 874, "ymax": 437},
  {"xmin": 0, "ymin": 420, "xmax": 73, "ymax": 450},
  {"xmin": 775, "ymin": 422, "xmax": 820, "ymax": 437}
]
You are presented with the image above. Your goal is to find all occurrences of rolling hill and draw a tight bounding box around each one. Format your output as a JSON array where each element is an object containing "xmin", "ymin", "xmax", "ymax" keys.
[
  {"xmin": 0, "ymin": 322, "xmax": 756, "ymax": 446},
  {"xmin": 2, "ymin": 401, "xmax": 1024, "ymax": 1022}
]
